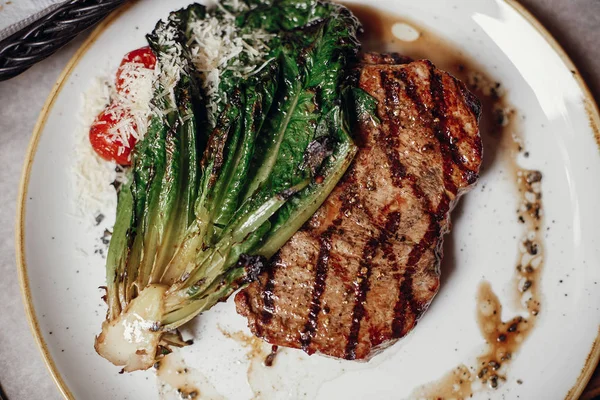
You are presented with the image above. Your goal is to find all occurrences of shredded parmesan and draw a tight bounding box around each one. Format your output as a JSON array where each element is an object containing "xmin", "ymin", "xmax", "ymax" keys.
[
  {"xmin": 73, "ymin": 77, "xmax": 120, "ymax": 221},
  {"xmin": 151, "ymin": 23, "xmax": 188, "ymax": 119},
  {"xmin": 73, "ymin": 54, "xmax": 156, "ymax": 220},
  {"xmin": 106, "ymin": 61, "xmax": 157, "ymax": 159},
  {"xmin": 186, "ymin": 4, "xmax": 274, "ymax": 125},
  {"xmin": 110, "ymin": 63, "xmax": 156, "ymax": 147}
]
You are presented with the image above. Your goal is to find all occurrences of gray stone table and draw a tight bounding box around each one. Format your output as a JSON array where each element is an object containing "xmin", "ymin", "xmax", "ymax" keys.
[{"xmin": 0, "ymin": 1, "xmax": 598, "ymax": 399}]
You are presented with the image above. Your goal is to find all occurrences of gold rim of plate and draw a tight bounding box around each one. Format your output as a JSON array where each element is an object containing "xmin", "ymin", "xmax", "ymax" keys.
[{"xmin": 14, "ymin": 1, "xmax": 600, "ymax": 399}]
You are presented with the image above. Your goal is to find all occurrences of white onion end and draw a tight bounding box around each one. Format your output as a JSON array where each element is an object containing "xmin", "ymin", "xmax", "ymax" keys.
[{"xmin": 95, "ymin": 284, "xmax": 168, "ymax": 372}]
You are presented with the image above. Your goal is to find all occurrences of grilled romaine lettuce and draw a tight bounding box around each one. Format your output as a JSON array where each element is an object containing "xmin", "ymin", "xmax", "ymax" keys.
[{"xmin": 95, "ymin": 0, "xmax": 361, "ymax": 371}]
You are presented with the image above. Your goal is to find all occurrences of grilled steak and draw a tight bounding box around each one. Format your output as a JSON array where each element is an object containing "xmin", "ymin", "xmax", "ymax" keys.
[{"xmin": 235, "ymin": 54, "xmax": 482, "ymax": 360}]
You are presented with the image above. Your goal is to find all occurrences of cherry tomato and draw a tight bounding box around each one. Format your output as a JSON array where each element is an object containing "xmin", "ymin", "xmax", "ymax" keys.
[
  {"xmin": 115, "ymin": 46, "xmax": 157, "ymax": 92},
  {"xmin": 89, "ymin": 104, "xmax": 137, "ymax": 166}
]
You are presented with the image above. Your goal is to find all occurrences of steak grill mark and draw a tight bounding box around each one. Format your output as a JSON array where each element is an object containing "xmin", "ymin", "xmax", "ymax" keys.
[
  {"xmin": 399, "ymin": 64, "xmax": 478, "ymax": 186},
  {"xmin": 387, "ymin": 65, "xmax": 457, "ymax": 338},
  {"xmin": 345, "ymin": 211, "xmax": 402, "ymax": 359},
  {"xmin": 345, "ymin": 68, "xmax": 452, "ymax": 355},
  {"xmin": 380, "ymin": 70, "xmax": 434, "ymax": 212},
  {"xmin": 300, "ymin": 219, "xmax": 341, "ymax": 351},
  {"xmin": 380, "ymin": 69, "xmax": 439, "ymax": 340},
  {"xmin": 260, "ymin": 261, "xmax": 277, "ymax": 327},
  {"xmin": 391, "ymin": 266, "xmax": 416, "ymax": 337}
]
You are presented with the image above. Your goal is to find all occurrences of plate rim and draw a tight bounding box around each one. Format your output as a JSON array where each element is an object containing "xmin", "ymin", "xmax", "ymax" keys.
[{"xmin": 14, "ymin": 1, "xmax": 600, "ymax": 399}]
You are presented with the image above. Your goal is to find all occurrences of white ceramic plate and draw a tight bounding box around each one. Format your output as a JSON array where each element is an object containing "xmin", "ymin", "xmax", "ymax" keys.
[{"xmin": 17, "ymin": 1, "xmax": 600, "ymax": 399}]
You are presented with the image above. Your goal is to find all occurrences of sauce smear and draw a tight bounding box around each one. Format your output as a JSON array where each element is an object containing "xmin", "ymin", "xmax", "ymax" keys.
[{"xmin": 156, "ymin": 350, "xmax": 225, "ymax": 400}]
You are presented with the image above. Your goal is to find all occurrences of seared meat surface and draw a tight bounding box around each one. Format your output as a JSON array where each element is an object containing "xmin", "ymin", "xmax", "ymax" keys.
[{"xmin": 235, "ymin": 54, "xmax": 482, "ymax": 360}]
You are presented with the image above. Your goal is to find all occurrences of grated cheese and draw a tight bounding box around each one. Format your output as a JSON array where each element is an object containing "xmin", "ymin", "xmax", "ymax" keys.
[
  {"xmin": 73, "ymin": 76, "xmax": 120, "ymax": 221},
  {"xmin": 106, "ymin": 60, "xmax": 157, "ymax": 158},
  {"xmin": 186, "ymin": 5, "xmax": 274, "ymax": 126},
  {"xmin": 151, "ymin": 23, "xmax": 188, "ymax": 120}
]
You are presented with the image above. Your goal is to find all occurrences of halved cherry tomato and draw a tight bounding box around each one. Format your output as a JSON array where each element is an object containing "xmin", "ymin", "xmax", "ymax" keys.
[
  {"xmin": 90, "ymin": 47, "xmax": 154, "ymax": 164},
  {"xmin": 89, "ymin": 104, "xmax": 137, "ymax": 166},
  {"xmin": 115, "ymin": 46, "xmax": 157, "ymax": 93}
]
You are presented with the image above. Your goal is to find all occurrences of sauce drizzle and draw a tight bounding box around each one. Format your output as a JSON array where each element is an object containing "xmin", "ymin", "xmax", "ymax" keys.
[{"xmin": 156, "ymin": 350, "xmax": 225, "ymax": 400}]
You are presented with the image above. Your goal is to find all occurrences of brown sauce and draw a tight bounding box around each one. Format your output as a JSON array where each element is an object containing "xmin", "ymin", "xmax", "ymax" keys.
[
  {"xmin": 220, "ymin": 327, "xmax": 358, "ymax": 399},
  {"xmin": 219, "ymin": 327, "xmax": 275, "ymax": 398},
  {"xmin": 155, "ymin": 350, "xmax": 225, "ymax": 399},
  {"xmin": 411, "ymin": 365, "xmax": 474, "ymax": 399},
  {"xmin": 219, "ymin": 328, "xmax": 269, "ymax": 362},
  {"xmin": 344, "ymin": 3, "xmax": 546, "ymax": 398}
]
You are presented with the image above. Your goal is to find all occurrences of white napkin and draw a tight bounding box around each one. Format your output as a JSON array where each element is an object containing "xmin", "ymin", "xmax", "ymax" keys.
[{"xmin": 0, "ymin": 0, "xmax": 67, "ymax": 41}]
